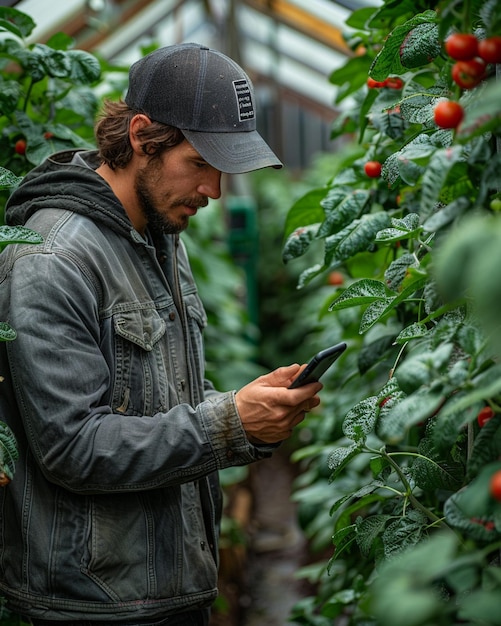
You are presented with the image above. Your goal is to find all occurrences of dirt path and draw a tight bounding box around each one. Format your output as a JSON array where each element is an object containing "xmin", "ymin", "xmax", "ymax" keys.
[{"xmin": 239, "ymin": 451, "xmax": 311, "ymax": 626}]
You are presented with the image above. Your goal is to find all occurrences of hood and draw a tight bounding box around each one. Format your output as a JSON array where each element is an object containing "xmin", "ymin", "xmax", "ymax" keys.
[{"xmin": 6, "ymin": 150, "xmax": 133, "ymax": 239}]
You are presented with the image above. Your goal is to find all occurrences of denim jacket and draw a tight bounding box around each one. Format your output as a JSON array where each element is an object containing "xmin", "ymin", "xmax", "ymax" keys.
[{"xmin": 0, "ymin": 150, "xmax": 272, "ymax": 621}]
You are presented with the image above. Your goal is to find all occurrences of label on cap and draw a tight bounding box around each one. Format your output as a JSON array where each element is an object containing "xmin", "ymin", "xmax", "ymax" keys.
[{"xmin": 233, "ymin": 79, "xmax": 255, "ymax": 122}]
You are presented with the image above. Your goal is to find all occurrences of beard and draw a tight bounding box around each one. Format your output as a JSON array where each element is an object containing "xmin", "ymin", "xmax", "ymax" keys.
[{"xmin": 134, "ymin": 164, "xmax": 208, "ymax": 237}]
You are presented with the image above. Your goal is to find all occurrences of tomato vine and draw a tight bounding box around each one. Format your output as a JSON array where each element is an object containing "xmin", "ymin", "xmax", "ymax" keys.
[{"xmin": 287, "ymin": 0, "xmax": 501, "ymax": 624}]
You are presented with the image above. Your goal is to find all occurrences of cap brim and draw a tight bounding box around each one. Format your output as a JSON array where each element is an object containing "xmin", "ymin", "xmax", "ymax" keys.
[{"xmin": 182, "ymin": 129, "xmax": 283, "ymax": 174}]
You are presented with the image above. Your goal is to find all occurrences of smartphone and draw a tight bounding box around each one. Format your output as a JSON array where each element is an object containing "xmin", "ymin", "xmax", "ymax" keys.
[{"xmin": 288, "ymin": 342, "xmax": 347, "ymax": 389}]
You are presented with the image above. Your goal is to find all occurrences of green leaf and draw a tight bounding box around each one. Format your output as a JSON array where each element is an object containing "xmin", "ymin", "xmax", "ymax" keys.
[
  {"xmin": 0, "ymin": 167, "xmax": 22, "ymax": 190},
  {"xmin": 444, "ymin": 463, "xmax": 501, "ymax": 542},
  {"xmin": 422, "ymin": 196, "xmax": 470, "ymax": 232},
  {"xmin": 393, "ymin": 343, "xmax": 453, "ymax": 394},
  {"xmin": 359, "ymin": 271, "xmax": 427, "ymax": 334},
  {"xmin": 38, "ymin": 44, "xmax": 72, "ymax": 78},
  {"xmin": 378, "ymin": 388, "xmax": 446, "ymax": 444},
  {"xmin": 0, "ymin": 322, "xmax": 16, "ymax": 342},
  {"xmin": 400, "ymin": 82, "xmax": 448, "ymax": 125},
  {"xmin": 67, "ymin": 49, "xmax": 101, "ymax": 84},
  {"xmin": 329, "ymin": 55, "xmax": 372, "ymax": 102},
  {"xmin": 324, "ymin": 212, "xmax": 391, "ymax": 267},
  {"xmin": 282, "ymin": 223, "xmax": 320, "ymax": 262},
  {"xmin": 420, "ymin": 144, "xmax": 464, "ymax": 217},
  {"xmin": 459, "ymin": 589, "xmax": 501, "ymax": 624},
  {"xmin": 408, "ymin": 437, "xmax": 463, "ymax": 491},
  {"xmin": 375, "ymin": 213, "xmax": 422, "ymax": 242},
  {"xmin": 369, "ymin": 532, "xmax": 459, "ymax": 626},
  {"xmin": 45, "ymin": 31, "xmax": 75, "ymax": 51},
  {"xmin": 0, "ymin": 421, "xmax": 18, "ymax": 480},
  {"xmin": 457, "ymin": 79, "xmax": 501, "ymax": 142},
  {"xmin": 440, "ymin": 363, "xmax": 501, "ymax": 418},
  {"xmin": 319, "ymin": 189, "xmax": 370, "ymax": 237},
  {"xmin": 356, "ymin": 514, "xmax": 391, "ymax": 557},
  {"xmin": 327, "ymin": 443, "xmax": 360, "ymax": 479},
  {"xmin": 358, "ymin": 333, "xmax": 396, "ymax": 374},
  {"xmin": 383, "ymin": 133, "xmax": 434, "ymax": 186},
  {"xmin": 343, "ymin": 396, "xmax": 379, "ymax": 443},
  {"xmin": 395, "ymin": 322, "xmax": 430, "ymax": 343},
  {"xmin": 283, "ymin": 188, "xmax": 326, "ymax": 239},
  {"xmin": 466, "ymin": 416, "xmax": 501, "ymax": 481},
  {"xmin": 0, "ymin": 6, "xmax": 36, "ymax": 38},
  {"xmin": 369, "ymin": 12, "xmax": 439, "ymax": 81},
  {"xmin": 384, "ymin": 253, "xmax": 418, "ymax": 291},
  {"xmin": 0, "ymin": 78, "xmax": 21, "ymax": 116},
  {"xmin": 0, "ymin": 225, "xmax": 43, "ymax": 246},
  {"xmin": 399, "ymin": 22, "xmax": 441, "ymax": 69},
  {"xmin": 359, "ymin": 298, "xmax": 394, "ymax": 333},
  {"xmin": 330, "ymin": 524, "xmax": 358, "ymax": 561},
  {"xmin": 382, "ymin": 509, "xmax": 428, "ymax": 557},
  {"xmin": 329, "ymin": 278, "xmax": 394, "ymax": 312}
]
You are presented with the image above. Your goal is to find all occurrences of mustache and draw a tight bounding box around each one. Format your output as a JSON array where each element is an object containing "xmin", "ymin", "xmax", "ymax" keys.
[{"xmin": 176, "ymin": 197, "xmax": 209, "ymax": 209}]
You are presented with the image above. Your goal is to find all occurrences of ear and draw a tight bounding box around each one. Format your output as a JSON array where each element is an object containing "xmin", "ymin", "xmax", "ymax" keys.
[{"xmin": 129, "ymin": 114, "xmax": 152, "ymax": 155}]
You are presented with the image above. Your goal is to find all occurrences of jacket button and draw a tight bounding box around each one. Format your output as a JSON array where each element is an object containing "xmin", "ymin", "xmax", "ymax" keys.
[
  {"xmin": 169, "ymin": 312, "xmax": 176, "ymax": 321},
  {"xmin": 226, "ymin": 449, "xmax": 235, "ymax": 460}
]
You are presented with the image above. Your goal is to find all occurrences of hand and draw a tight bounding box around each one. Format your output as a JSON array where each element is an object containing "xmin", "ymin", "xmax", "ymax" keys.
[{"xmin": 235, "ymin": 364, "xmax": 323, "ymax": 444}]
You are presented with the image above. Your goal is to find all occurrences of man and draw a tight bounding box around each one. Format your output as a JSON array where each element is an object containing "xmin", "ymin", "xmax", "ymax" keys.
[{"xmin": 0, "ymin": 43, "xmax": 321, "ymax": 625}]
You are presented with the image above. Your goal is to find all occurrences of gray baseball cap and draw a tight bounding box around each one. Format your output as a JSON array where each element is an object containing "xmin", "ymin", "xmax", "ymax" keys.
[{"xmin": 124, "ymin": 43, "xmax": 283, "ymax": 174}]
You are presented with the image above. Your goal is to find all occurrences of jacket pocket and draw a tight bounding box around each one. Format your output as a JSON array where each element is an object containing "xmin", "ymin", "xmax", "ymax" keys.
[
  {"xmin": 112, "ymin": 306, "xmax": 171, "ymax": 415},
  {"xmin": 83, "ymin": 493, "xmax": 180, "ymax": 601}
]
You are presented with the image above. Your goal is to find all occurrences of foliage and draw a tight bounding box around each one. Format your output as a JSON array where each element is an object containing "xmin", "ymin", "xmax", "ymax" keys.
[{"xmin": 286, "ymin": 0, "xmax": 501, "ymax": 624}]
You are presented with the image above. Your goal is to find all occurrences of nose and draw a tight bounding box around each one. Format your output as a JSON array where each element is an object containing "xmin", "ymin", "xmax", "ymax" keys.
[{"xmin": 197, "ymin": 168, "xmax": 222, "ymax": 200}]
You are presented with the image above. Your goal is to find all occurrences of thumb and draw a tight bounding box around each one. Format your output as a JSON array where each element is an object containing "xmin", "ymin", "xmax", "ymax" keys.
[{"xmin": 263, "ymin": 364, "xmax": 302, "ymax": 387}]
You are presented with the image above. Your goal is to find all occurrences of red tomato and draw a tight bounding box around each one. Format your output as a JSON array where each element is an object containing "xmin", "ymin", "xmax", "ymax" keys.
[
  {"xmin": 445, "ymin": 33, "xmax": 479, "ymax": 60},
  {"xmin": 451, "ymin": 59, "xmax": 487, "ymax": 89},
  {"xmin": 364, "ymin": 161, "xmax": 382, "ymax": 178},
  {"xmin": 14, "ymin": 139, "xmax": 26, "ymax": 155},
  {"xmin": 433, "ymin": 100, "xmax": 464, "ymax": 129},
  {"xmin": 477, "ymin": 406, "xmax": 495, "ymax": 427},
  {"xmin": 490, "ymin": 470, "xmax": 501, "ymax": 501},
  {"xmin": 367, "ymin": 77, "xmax": 385, "ymax": 88},
  {"xmin": 478, "ymin": 37, "xmax": 501, "ymax": 63},
  {"xmin": 384, "ymin": 77, "xmax": 404, "ymax": 90},
  {"xmin": 327, "ymin": 271, "xmax": 344, "ymax": 286}
]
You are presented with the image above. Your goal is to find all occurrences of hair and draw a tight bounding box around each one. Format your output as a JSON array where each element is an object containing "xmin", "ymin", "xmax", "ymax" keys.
[{"xmin": 95, "ymin": 100, "xmax": 185, "ymax": 169}]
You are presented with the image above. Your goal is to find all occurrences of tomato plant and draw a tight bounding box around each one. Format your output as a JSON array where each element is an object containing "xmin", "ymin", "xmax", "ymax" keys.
[
  {"xmin": 478, "ymin": 36, "xmax": 501, "ymax": 63},
  {"xmin": 285, "ymin": 1, "xmax": 501, "ymax": 625},
  {"xmin": 445, "ymin": 33, "xmax": 479, "ymax": 60},
  {"xmin": 433, "ymin": 99, "xmax": 464, "ymax": 128}
]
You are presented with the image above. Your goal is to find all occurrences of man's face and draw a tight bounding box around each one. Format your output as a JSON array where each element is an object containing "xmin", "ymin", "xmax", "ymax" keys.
[{"xmin": 135, "ymin": 140, "xmax": 222, "ymax": 236}]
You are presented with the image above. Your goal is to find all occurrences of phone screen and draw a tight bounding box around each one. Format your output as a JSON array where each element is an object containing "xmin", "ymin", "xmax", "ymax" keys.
[{"xmin": 288, "ymin": 342, "xmax": 347, "ymax": 389}]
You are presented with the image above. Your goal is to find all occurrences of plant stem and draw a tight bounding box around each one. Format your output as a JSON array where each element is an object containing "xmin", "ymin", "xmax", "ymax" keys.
[{"xmin": 382, "ymin": 450, "xmax": 452, "ymax": 528}]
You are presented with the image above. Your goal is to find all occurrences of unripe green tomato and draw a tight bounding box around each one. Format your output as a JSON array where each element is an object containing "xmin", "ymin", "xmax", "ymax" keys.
[{"xmin": 490, "ymin": 198, "xmax": 501, "ymax": 212}]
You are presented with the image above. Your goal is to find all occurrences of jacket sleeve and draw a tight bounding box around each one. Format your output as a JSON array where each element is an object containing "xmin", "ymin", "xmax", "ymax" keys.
[{"xmin": 6, "ymin": 249, "xmax": 273, "ymax": 495}]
